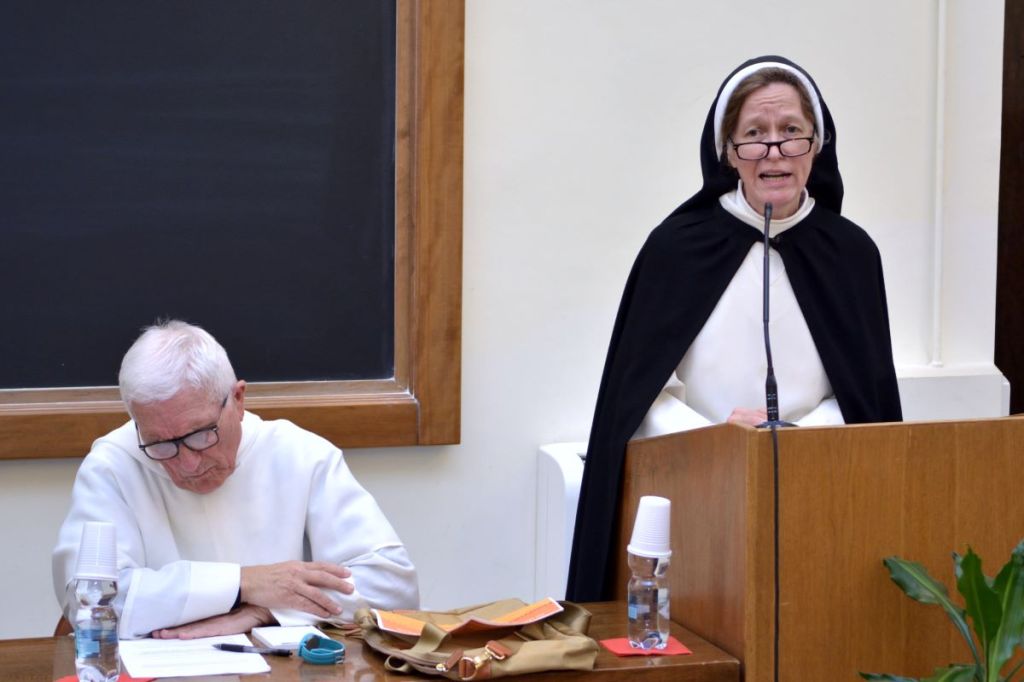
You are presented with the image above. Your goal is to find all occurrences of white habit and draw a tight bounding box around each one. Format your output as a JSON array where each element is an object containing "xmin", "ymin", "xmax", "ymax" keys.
[
  {"xmin": 635, "ymin": 184, "xmax": 845, "ymax": 438},
  {"xmin": 53, "ymin": 411, "xmax": 419, "ymax": 639}
]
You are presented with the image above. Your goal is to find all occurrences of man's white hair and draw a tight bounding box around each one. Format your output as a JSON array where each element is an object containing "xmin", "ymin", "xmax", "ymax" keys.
[{"xmin": 118, "ymin": 320, "xmax": 236, "ymax": 416}]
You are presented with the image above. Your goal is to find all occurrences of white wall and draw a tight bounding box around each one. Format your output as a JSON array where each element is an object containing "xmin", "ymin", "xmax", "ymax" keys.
[{"xmin": 0, "ymin": 0, "xmax": 1006, "ymax": 639}]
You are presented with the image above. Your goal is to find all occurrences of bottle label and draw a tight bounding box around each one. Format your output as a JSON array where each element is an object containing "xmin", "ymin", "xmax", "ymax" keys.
[
  {"xmin": 627, "ymin": 602, "xmax": 650, "ymax": 619},
  {"xmin": 75, "ymin": 634, "xmax": 101, "ymax": 658},
  {"xmin": 75, "ymin": 626, "xmax": 118, "ymax": 659}
]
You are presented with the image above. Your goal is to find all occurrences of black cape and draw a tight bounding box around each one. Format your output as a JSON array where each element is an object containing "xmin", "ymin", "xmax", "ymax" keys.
[{"xmin": 565, "ymin": 56, "xmax": 902, "ymax": 602}]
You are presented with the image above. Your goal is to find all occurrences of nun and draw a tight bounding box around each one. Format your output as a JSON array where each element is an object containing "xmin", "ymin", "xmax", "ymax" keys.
[{"xmin": 566, "ymin": 56, "xmax": 902, "ymax": 602}]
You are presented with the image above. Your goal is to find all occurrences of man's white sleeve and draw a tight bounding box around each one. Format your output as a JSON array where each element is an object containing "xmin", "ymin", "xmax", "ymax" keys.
[{"xmin": 281, "ymin": 450, "xmax": 419, "ymax": 624}]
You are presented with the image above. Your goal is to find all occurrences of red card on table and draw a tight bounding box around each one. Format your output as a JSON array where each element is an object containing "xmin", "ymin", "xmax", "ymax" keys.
[{"xmin": 600, "ymin": 636, "xmax": 692, "ymax": 656}]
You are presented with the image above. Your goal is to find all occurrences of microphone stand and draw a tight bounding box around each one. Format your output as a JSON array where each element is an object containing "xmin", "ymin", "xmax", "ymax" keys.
[
  {"xmin": 755, "ymin": 201, "xmax": 792, "ymax": 682},
  {"xmin": 757, "ymin": 201, "xmax": 795, "ymax": 430}
]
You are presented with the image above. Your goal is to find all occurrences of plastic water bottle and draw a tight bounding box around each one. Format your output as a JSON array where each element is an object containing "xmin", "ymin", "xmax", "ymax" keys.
[
  {"xmin": 74, "ymin": 577, "xmax": 120, "ymax": 682},
  {"xmin": 626, "ymin": 496, "xmax": 672, "ymax": 649},
  {"xmin": 72, "ymin": 522, "xmax": 120, "ymax": 682},
  {"xmin": 627, "ymin": 551, "xmax": 670, "ymax": 649}
]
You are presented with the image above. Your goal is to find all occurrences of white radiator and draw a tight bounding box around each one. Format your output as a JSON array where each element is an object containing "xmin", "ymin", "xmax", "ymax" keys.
[{"xmin": 534, "ymin": 442, "xmax": 586, "ymax": 600}]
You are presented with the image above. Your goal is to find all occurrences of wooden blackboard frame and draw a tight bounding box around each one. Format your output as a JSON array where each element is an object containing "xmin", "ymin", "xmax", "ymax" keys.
[{"xmin": 0, "ymin": 0, "xmax": 463, "ymax": 460}]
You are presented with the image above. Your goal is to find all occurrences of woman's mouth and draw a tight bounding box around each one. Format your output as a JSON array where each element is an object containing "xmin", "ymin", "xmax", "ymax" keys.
[{"xmin": 759, "ymin": 171, "xmax": 791, "ymax": 182}]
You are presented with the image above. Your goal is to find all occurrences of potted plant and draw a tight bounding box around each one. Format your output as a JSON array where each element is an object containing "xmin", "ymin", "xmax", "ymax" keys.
[{"xmin": 861, "ymin": 540, "xmax": 1024, "ymax": 682}]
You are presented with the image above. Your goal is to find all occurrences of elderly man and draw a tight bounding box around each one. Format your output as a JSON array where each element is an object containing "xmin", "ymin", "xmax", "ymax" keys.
[{"xmin": 53, "ymin": 320, "xmax": 418, "ymax": 639}]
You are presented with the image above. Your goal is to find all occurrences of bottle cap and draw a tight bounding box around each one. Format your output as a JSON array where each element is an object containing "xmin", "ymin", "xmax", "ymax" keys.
[
  {"xmin": 627, "ymin": 496, "xmax": 672, "ymax": 559},
  {"xmin": 74, "ymin": 521, "xmax": 118, "ymax": 581}
]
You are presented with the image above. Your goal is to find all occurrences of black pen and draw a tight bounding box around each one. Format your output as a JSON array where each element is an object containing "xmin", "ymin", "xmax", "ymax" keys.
[{"xmin": 213, "ymin": 643, "xmax": 293, "ymax": 657}]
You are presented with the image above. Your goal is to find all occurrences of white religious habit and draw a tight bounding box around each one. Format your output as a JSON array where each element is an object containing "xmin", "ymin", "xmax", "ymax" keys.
[
  {"xmin": 53, "ymin": 411, "xmax": 419, "ymax": 639},
  {"xmin": 635, "ymin": 182, "xmax": 845, "ymax": 438}
]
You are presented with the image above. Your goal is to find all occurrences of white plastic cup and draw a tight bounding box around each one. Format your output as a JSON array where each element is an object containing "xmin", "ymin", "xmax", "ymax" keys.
[
  {"xmin": 627, "ymin": 496, "xmax": 672, "ymax": 559},
  {"xmin": 74, "ymin": 521, "xmax": 118, "ymax": 581}
]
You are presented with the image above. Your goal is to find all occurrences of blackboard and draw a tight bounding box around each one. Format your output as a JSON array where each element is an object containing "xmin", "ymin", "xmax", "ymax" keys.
[{"xmin": 0, "ymin": 1, "xmax": 396, "ymax": 388}]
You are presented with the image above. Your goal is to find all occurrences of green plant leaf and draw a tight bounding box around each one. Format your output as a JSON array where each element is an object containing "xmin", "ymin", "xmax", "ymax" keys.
[
  {"xmin": 920, "ymin": 665, "xmax": 981, "ymax": 682},
  {"xmin": 988, "ymin": 540, "xmax": 1024, "ymax": 678},
  {"xmin": 860, "ymin": 668, "xmax": 977, "ymax": 682},
  {"xmin": 956, "ymin": 551, "xmax": 996, "ymax": 590},
  {"xmin": 884, "ymin": 557, "xmax": 980, "ymax": 667},
  {"xmin": 957, "ymin": 549, "xmax": 1004, "ymax": 682}
]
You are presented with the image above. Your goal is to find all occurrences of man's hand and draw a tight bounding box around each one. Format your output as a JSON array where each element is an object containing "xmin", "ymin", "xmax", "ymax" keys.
[
  {"xmin": 240, "ymin": 561, "xmax": 353, "ymax": 618},
  {"xmin": 151, "ymin": 604, "xmax": 274, "ymax": 639},
  {"xmin": 727, "ymin": 407, "xmax": 767, "ymax": 427}
]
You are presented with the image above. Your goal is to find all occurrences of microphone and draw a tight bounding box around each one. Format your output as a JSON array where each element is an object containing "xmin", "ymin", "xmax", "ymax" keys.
[{"xmin": 758, "ymin": 202, "xmax": 795, "ymax": 429}]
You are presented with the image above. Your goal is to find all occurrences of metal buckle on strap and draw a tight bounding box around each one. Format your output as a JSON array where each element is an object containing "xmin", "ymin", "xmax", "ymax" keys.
[
  {"xmin": 435, "ymin": 641, "xmax": 513, "ymax": 681},
  {"xmin": 458, "ymin": 655, "xmax": 482, "ymax": 680},
  {"xmin": 437, "ymin": 649, "xmax": 465, "ymax": 674},
  {"xmin": 485, "ymin": 640, "xmax": 513, "ymax": 660}
]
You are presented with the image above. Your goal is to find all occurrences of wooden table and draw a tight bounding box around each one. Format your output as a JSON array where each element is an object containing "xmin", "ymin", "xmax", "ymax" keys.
[{"xmin": 0, "ymin": 602, "xmax": 738, "ymax": 682}]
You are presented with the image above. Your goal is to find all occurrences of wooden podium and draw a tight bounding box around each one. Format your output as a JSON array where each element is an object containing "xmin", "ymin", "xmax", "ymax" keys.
[{"xmin": 612, "ymin": 417, "xmax": 1024, "ymax": 681}]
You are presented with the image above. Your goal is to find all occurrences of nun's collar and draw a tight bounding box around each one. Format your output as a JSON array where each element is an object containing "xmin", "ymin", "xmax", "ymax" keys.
[{"xmin": 718, "ymin": 180, "xmax": 814, "ymax": 237}]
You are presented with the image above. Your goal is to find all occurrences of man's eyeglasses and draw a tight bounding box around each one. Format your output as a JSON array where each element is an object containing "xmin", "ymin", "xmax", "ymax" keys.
[
  {"xmin": 137, "ymin": 396, "xmax": 228, "ymax": 461},
  {"xmin": 729, "ymin": 136, "xmax": 814, "ymax": 161}
]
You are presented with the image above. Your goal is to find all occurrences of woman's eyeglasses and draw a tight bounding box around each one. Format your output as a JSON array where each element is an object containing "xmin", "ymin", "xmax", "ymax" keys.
[{"xmin": 729, "ymin": 137, "xmax": 814, "ymax": 161}]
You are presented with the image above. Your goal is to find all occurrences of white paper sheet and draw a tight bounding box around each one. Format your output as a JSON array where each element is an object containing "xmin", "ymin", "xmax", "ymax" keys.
[
  {"xmin": 119, "ymin": 633, "xmax": 271, "ymax": 678},
  {"xmin": 251, "ymin": 624, "xmax": 327, "ymax": 650}
]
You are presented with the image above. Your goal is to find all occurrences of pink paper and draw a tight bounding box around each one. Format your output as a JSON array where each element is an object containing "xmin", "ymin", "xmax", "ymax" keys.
[{"xmin": 600, "ymin": 636, "xmax": 692, "ymax": 656}]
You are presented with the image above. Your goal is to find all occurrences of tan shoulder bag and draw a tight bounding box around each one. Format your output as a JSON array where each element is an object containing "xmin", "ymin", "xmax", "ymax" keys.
[{"xmin": 354, "ymin": 598, "xmax": 599, "ymax": 680}]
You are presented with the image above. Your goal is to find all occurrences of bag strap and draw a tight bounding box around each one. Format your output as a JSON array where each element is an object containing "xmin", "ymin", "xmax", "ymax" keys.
[
  {"xmin": 359, "ymin": 621, "xmax": 455, "ymax": 677},
  {"xmin": 364, "ymin": 625, "xmax": 513, "ymax": 680}
]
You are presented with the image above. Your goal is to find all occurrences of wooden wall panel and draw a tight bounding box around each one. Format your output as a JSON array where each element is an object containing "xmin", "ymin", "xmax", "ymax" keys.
[
  {"xmin": 615, "ymin": 425, "xmax": 775, "ymax": 682},
  {"xmin": 612, "ymin": 418, "xmax": 1024, "ymax": 680},
  {"xmin": 778, "ymin": 419, "xmax": 1024, "ymax": 679}
]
